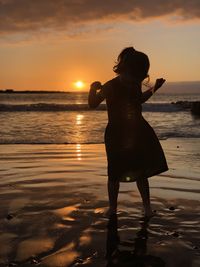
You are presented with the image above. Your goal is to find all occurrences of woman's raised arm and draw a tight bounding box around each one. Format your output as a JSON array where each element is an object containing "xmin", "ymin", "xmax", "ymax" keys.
[
  {"xmin": 141, "ymin": 78, "xmax": 166, "ymax": 104},
  {"xmin": 88, "ymin": 81, "xmax": 105, "ymax": 108}
]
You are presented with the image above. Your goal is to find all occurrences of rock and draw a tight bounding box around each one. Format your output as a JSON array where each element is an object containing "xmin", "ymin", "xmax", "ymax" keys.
[
  {"xmin": 191, "ymin": 101, "xmax": 200, "ymax": 116},
  {"xmin": 172, "ymin": 231, "xmax": 179, "ymax": 238},
  {"xmin": 30, "ymin": 258, "xmax": 40, "ymax": 264},
  {"xmin": 8, "ymin": 261, "xmax": 19, "ymax": 266},
  {"xmin": 169, "ymin": 206, "xmax": 175, "ymax": 211},
  {"xmin": 6, "ymin": 213, "xmax": 15, "ymax": 220},
  {"xmin": 173, "ymin": 101, "xmax": 192, "ymax": 110}
]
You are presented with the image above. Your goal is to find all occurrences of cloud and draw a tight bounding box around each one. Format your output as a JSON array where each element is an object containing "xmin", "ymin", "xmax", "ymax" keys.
[{"xmin": 0, "ymin": 0, "xmax": 200, "ymax": 37}]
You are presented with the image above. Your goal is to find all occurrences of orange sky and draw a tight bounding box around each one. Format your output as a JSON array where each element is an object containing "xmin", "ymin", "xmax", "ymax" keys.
[{"xmin": 0, "ymin": 1, "xmax": 200, "ymax": 91}]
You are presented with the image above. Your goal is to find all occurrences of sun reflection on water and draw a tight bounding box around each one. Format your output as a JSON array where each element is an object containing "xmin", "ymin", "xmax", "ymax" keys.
[
  {"xmin": 76, "ymin": 144, "xmax": 82, "ymax": 161},
  {"xmin": 76, "ymin": 114, "xmax": 84, "ymax": 125},
  {"xmin": 74, "ymin": 114, "xmax": 85, "ymax": 145}
]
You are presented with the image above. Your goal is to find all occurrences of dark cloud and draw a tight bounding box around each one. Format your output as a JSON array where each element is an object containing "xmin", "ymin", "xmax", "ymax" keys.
[{"xmin": 0, "ymin": 0, "xmax": 200, "ymax": 36}]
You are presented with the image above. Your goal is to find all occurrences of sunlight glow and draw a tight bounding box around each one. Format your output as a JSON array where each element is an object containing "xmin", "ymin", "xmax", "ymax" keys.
[{"xmin": 74, "ymin": 80, "xmax": 85, "ymax": 89}]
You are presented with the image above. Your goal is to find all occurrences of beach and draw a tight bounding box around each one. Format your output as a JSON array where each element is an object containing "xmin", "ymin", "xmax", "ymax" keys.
[
  {"xmin": 0, "ymin": 139, "xmax": 199, "ymax": 266},
  {"xmin": 1, "ymin": 1, "xmax": 200, "ymax": 265}
]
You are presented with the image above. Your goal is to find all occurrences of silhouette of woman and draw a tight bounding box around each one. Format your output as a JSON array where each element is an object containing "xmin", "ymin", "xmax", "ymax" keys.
[{"xmin": 88, "ymin": 47, "xmax": 168, "ymax": 218}]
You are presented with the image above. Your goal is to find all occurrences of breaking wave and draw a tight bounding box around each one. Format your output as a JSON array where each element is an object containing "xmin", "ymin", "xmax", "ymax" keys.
[{"xmin": 0, "ymin": 102, "xmax": 190, "ymax": 112}]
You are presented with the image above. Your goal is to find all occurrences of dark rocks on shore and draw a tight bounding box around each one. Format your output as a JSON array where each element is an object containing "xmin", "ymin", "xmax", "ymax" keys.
[
  {"xmin": 172, "ymin": 101, "xmax": 192, "ymax": 110},
  {"xmin": 191, "ymin": 102, "xmax": 200, "ymax": 116},
  {"xmin": 6, "ymin": 213, "xmax": 15, "ymax": 220},
  {"xmin": 172, "ymin": 231, "xmax": 180, "ymax": 238},
  {"xmin": 172, "ymin": 101, "xmax": 200, "ymax": 116}
]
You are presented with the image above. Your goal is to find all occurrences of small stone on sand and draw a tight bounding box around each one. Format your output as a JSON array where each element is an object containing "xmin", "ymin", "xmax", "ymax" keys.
[
  {"xmin": 8, "ymin": 261, "xmax": 19, "ymax": 266},
  {"xmin": 6, "ymin": 213, "xmax": 14, "ymax": 220},
  {"xmin": 172, "ymin": 231, "xmax": 179, "ymax": 238},
  {"xmin": 30, "ymin": 258, "xmax": 40, "ymax": 264}
]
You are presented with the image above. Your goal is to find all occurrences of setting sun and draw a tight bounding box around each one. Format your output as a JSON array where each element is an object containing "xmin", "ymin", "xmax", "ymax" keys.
[{"xmin": 74, "ymin": 80, "xmax": 85, "ymax": 89}]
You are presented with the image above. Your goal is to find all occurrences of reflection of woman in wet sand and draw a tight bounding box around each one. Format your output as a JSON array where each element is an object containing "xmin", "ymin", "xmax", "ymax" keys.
[
  {"xmin": 106, "ymin": 214, "xmax": 165, "ymax": 267},
  {"xmin": 88, "ymin": 47, "xmax": 168, "ymax": 218}
]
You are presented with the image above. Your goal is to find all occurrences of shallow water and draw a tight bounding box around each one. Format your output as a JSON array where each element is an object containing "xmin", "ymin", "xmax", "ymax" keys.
[
  {"xmin": 0, "ymin": 92, "xmax": 200, "ymax": 144},
  {"xmin": 0, "ymin": 140, "xmax": 199, "ymax": 266}
]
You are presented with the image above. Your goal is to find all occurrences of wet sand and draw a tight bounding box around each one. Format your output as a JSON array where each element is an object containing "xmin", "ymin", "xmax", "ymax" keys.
[{"xmin": 0, "ymin": 139, "xmax": 200, "ymax": 266}]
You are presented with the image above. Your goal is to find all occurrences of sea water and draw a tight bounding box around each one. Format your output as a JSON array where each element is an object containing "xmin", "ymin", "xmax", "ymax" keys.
[{"xmin": 0, "ymin": 91, "xmax": 200, "ymax": 144}]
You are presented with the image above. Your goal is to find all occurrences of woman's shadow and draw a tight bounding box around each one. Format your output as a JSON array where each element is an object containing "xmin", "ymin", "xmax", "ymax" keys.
[{"xmin": 106, "ymin": 214, "xmax": 165, "ymax": 267}]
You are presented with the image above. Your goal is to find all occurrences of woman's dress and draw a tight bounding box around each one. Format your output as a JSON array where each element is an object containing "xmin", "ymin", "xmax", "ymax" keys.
[{"xmin": 102, "ymin": 77, "xmax": 168, "ymax": 182}]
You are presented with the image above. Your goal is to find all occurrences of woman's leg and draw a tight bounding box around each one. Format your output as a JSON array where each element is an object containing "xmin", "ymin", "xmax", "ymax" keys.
[
  {"xmin": 107, "ymin": 179, "xmax": 120, "ymax": 215},
  {"xmin": 136, "ymin": 177, "xmax": 153, "ymax": 217}
]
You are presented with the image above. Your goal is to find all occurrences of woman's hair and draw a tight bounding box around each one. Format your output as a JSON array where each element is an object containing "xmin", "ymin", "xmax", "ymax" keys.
[{"xmin": 113, "ymin": 47, "xmax": 150, "ymax": 81}]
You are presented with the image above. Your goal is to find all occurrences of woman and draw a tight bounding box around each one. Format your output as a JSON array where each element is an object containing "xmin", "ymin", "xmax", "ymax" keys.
[{"xmin": 88, "ymin": 47, "xmax": 168, "ymax": 218}]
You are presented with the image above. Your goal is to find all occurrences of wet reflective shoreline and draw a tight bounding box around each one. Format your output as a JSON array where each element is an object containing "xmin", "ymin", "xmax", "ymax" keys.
[{"xmin": 0, "ymin": 142, "xmax": 199, "ymax": 266}]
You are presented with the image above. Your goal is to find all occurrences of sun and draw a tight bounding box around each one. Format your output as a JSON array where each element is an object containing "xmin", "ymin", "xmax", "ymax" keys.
[{"xmin": 74, "ymin": 80, "xmax": 85, "ymax": 89}]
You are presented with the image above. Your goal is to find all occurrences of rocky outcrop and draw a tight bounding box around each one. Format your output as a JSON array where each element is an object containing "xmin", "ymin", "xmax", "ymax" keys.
[
  {"xmin": 172, "ymin": 101, "xmax": 200, "ymax": 116},
  {"xmin": 191, "ymin": 102, "xmax": 200, "ymax": 116}
]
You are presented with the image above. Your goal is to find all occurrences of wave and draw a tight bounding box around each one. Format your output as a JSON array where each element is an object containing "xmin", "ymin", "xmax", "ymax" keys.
[
  {"xmin": 159, "ymin": 132, "xmax": 200, "ymax": 139},
  {"xmin": 0, "ymin": 140, "xmax": 103, "ymax": 144},
  {"xmin": 0, "ymin": 102, "xmax": 189, "ymax": 112},
  {"xmin": 0, "ymin": 103, "xmax": 94, "ymax": 112},
  {"xmin": 1, "ymin": 136, "xmax": 200, "ymax": 145},
  {"xmin": 160, "ymin": 173, "xmax": 200, "ymax": 182}
]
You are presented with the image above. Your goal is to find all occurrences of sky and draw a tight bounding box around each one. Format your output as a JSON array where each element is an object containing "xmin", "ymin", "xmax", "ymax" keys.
[{"xmin": 0, "ymin": 0, "xmax": 200, "ymax": 91}]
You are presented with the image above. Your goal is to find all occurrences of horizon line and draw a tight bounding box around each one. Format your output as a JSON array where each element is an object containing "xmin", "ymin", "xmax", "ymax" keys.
[{"xmin": 1, "ymin": 80, "xmax": 200, "ymax": 93}]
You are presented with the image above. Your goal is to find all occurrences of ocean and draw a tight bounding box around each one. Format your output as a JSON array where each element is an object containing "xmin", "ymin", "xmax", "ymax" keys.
[
  {"xmin": 0, "ymin": 91, "xmax": 200, "ymax": 144},
  {"xmin": 0, "ymin": 90, "xmax": 200, "ymax": 267}
]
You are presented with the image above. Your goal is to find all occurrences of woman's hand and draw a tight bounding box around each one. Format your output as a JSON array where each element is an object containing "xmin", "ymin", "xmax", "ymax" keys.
[
  {"xmin": 88, "ymin": 81, "xmax": 104, "ymax": 108},
  {"xmin": 90, "ymin": 81, "xmax": 102, "ymax": 91},
  {"xmin": 154, "ymin": 78, "xmax": 166, "ymax": 91}
]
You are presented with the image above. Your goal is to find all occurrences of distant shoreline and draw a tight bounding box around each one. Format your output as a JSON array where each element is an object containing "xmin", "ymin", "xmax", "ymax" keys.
[
  {"xmin": 0, "ymin": 90, "xmax": 74, "ymax": 94},
  {"xmin": 1, "ymin": 81, "xmax": 200, "ymax": 94}
]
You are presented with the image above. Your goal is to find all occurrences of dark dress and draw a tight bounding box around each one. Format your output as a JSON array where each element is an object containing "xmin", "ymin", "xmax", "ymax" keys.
[{"xmin": 102, "ymin": 77, "xmax": 168, "ymax": 182}]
